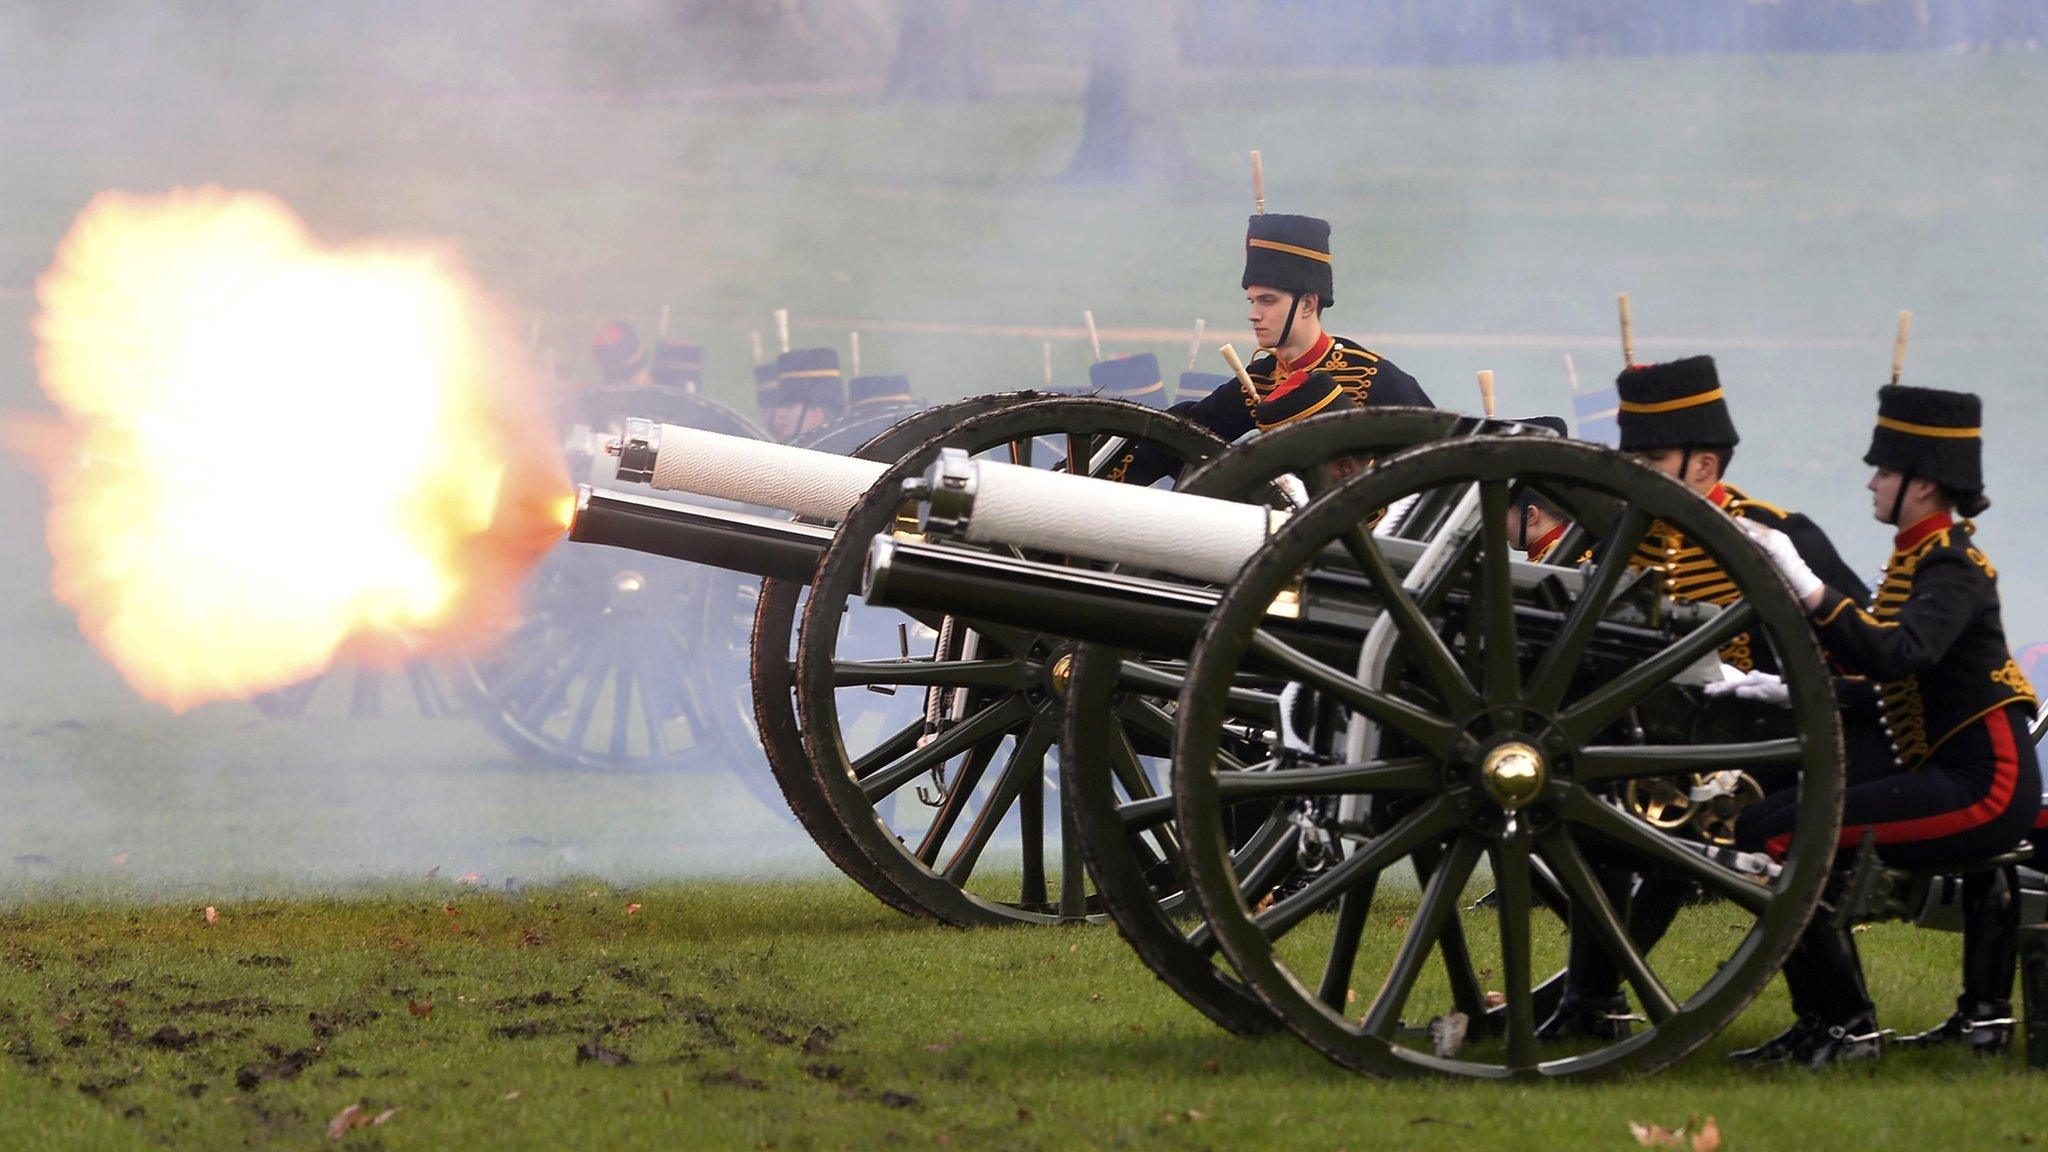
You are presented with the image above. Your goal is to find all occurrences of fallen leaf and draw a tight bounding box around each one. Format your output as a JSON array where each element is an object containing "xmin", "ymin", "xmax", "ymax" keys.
[
  {"xmin": 457, "ymin": 872, "xmax": 485, "ymax": 886},
  {"xmin": 1185, "ymin": 1109, "xmax": 1206, "ymax": 1122},
  {"xmin": 110, "ymin": 852, "xmax": 129, "ymax": 866},
  {"xmin": 406, "ymin": 999, "xmax": 433, "ymax": 1021},
  {"xmin": 1087, "ymin": 993, "xmax": 1102, "ymax": 1003},
  {"xmin": 1067, "ymin": 943, "xmax": 1078, "ymax": 953},
  {"xmin": 662, "ymin": 1088, "xmax": 671, "ymax": 1107},
  {"xmin": 371, "ymin": 1108, "xmax": 397, "ymax": 1127},
  {"xmin": 1391, "ymin": 916, "xmax": 1409, "ymax": 928},
  {"xmin": 1345, "ymin": 988, "xmax": 1357, "ymax": 1004},
  {"xmin": 424, "ymin": 866, "xmax": 440, "ymax": 879},
  {"xmin": 327, "ymin": 1103, "xmax": 369, "ymax": 1140},
  {"xmin": 625, "ymin": 903, "xmax": 642, "ymax": 916},
  {"xmin": 1129, "ymin": 1023, "xmax": 1144, "ymax": 1035},
  {"xmin": 1017, "ymin": 1106, "xmax": 1034, "ymax": 1121},
  {"xmin": 1483, "ymin": 991, "xmax": 1506, "ymax": 1009},
  {"xmin": 202, "ymin": 906, "xmax": 218, "ymax": 926},
  {"xmin": 1691, "ymin": 1116, "xmax": 1721, "ymax": 1152},
  {"xmin": 442, "ymin": 904, "xmax": 459, "ymax": 916},
  {"xmin": 1200, "ymin": 1059, "xmax": 1220, "ymax": 1074},
  {"xmin": 501, "ymin": 1090, "xmax": 520, "ymax": 1101}
]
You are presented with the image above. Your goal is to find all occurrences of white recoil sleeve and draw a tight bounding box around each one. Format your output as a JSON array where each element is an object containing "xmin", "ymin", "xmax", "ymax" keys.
[
  {"xmin": 648, "ymin": 424, "xmax": 888, "ymax": 522},
  {"xmin": 960, "ymin": 460, "xmax": 1287, "ymax": 584}
]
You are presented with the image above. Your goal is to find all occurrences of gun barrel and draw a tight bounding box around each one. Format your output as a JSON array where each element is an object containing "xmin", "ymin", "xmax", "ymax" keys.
[
  {"xmin": 569, "ymin": 487, "xmax": 832, "ymax": 583},
  {"xmin": 610, "ymin": 418, "xmax": 889, "ymax": 522}
]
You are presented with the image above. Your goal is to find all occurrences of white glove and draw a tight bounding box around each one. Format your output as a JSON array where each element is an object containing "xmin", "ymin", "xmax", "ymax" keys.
[
  {"xmin": 1734, "ymin": 518, "xmax": 1823, "ymax": 603},
  {"xmin": 1701, "ymin": 668, "xmax": 1791, "ymax": 707}
]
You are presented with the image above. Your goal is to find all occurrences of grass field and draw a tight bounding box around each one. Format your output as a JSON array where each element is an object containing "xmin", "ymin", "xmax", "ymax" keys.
[
  {"xmin": 3, "ymin": 880, "xmax": 2043, "ymax": 1152},
  {"xmin": 4, "ymin": 38, "xmax": 2048, "ymax": 1150}
]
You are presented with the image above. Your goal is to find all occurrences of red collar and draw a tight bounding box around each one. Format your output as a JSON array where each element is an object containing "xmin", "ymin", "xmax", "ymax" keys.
[
  {"xmin": 1894, "ymin": 511, "xmax": 1953, "ymax": 551},
  {"xmin": 1279, "ymin": 332, "xmax": 1333, "ymax": 374},
  {"xmin": 1525, "ymin": 522, "xmax": 1566, "ymax": 561},
  {"xmin": 1706, "ymin": 482, "xmax": 1732, "ymax": 509}
]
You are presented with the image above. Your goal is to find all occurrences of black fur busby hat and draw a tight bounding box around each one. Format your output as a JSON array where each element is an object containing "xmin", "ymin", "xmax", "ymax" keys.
[
  {"xmin": 592, "ymin": 321, "xmax": 644, "ymax": 383},
  {"xmin": 1615, "ymin": 356, "xmax": 1739, "ymax": 452},
  {"xmin": 649, "ymin": 340, "xmax": 702, "ymax": 388},
  {"xmin": 1866, "ymin": 385, "xmax": 1986, "ymax": 514},
  {"xmin": 753, "ymin": 361, "xmax": 781, "ymax": 401},
  {"xmin": 1089, "ymin": 353, "xmax": 1166, "ymax": 407},
  {"xmin": 1510, "ymin": 416, "xmax": 1570, "ymax": 515},
  {"xmin": 1176, "ymin": 371, "xmax": 1231, "ymax": 405},
  {"xmin": 1515, "ymin": 415, "xmax": 1569, "ymax": 437},
  {"xmin": 1242, "ymin": 214, "xmax": 1335, "ymax": 307},
  {"xmin": 848, "ymin": 374, "xmax": 914, "ymax": 409},
  {"xmin": 775, "ymin": 348, "xmax": 843, "ymax": 411},
  {"xmin": 1256, "ymin": 371, "xmax": 1355, "ymax": 431}
]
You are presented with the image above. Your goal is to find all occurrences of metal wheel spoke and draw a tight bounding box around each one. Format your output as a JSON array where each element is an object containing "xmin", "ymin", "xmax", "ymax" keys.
[
  {"xmin": 1492, "ymin": 832, "xmax": 1539, "ymax": 1070},
  {"xmin": 913, "ymin": 740, "xmax": 1000, "ymax": 866},
  {"xmin": 1536, "ymin": 826, "xmax": 1679, "ymax": 1023},
  {"xmin": 1117, "ymin": 661, "xmax": 1280, "ymax": 722},
  {"xmin": 564, "ymin": 635, "xmax": 620, "ymax": 753},
  {"xmin": 1525, "ymin": 507, "xmax": 1651, "ymax": 713},
  {"xmin": 941, "ymin": 723, "xmax": 1052, "ymax": 886},
  {"xmin": 1575, "ymin": 737, "xmax": 1803, "ymax": 785},
  {"xmin": 1187, "ymin": 827, "xmax": 1300, "ymax": 957},
  {"xmin": 637, "ymin": 663, "xmax": 670, "ymax": 760},
  {"xmin": 1560, "ymin": 789, "xmax": 1772, "ymax": 914},
  {"xmin": 849, "ymin": 719, "xmax": 927, "ymax": 779},
  {"xmin": 1213, "ymin": 756, "xmax": 1436, "ymax": 802},
  {"xmin": 1067, "ymin": 432, "xmax": 1091, "ymax": 477},
  {"xmin": 1250, "ymin": 800, "xmax": 1459, "ymax": 943},
  {"xmin": 1415, "ymin": 523, "xmax": 1483, "ymax": 615},
  {"xmin": 1336, "ymin": 526, "xmax": 1482, "ymax": 716},
  {"xmin": 1555, "ymin": 602, "xmax": 1758, "ymax": 743},
  {"xmin": 1361, "ymin": 832, "xmax": 1482, "ymax": 1037},
  {"xmin": 1019, "ymin": 741, "xmax": 1048, "ymax": 908},
  {"xmin": 1246, "ymin": 633, "xmax": 1460, "ymax": 756},
  {"xmin": 1477, "ymin": 480, "xmax": 1519, "ymax": 706},
  {"xmin": 1317, "ymin": 876, "xmax": 1379, "ymax": 1011},
  {"xmin": 607, "ymin": 645, "xmax": 636, "ymax": 760},
  {"xmin": 830, "ymin": 658, "xmax": 1030, "ymax": 690},
  {"xmin": 859, "ymin": 697, "xmax": 1031, "ymax": 803},
  {"xmin": 1106, "ymin": 727, "xmax": 1182, "ymax": 869},
  {"xmin": 1059, "ymin": 803, "xmax": 1087, "ymax": 918},
  {"xmin": 1008, "ymin": 436, "xmax": 1032, "ymax": 468},
  {"xmin": 517, "ymin": 635, "xmax": 596, "ymax": 727},
  {"xmin": 1116, "ymin": 794, "xmax": 1174, "ymax": 832}
]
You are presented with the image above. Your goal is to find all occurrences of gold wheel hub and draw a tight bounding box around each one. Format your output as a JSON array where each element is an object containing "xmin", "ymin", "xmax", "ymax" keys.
[
  {"xmin": 1479, "ymin": 741, "xmax": 1548, "ymax": 810},
  {"xmin": 1047, "ymin": 652, "xmax": 1074, "ymax": 698}
]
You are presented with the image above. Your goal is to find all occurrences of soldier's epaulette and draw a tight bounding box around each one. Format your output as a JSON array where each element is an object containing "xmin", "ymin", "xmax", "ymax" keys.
[
  {"xmin": 1728, "ymin": 495, "xmax": 1792, "ymax": 523},
  {"xmin": 1330, "ymin": 336, "xmax": 1381, "ymax": 363}
]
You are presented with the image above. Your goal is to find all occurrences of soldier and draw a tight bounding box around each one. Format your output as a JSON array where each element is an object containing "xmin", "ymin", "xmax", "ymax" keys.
[
  {"xmin": 1120, "ymin": 213, "xmax": 1431, "ymax": 485},
  {"xmin": 648, "ymin": 339, "xmax": 703, "ymax": 391},
  {"xmin": 1090, "ymin": 353, "xmax": 1168, "ymax": 408},
  {"xmin": 846, "ymin": 374, "xmax": 917, "ymax": 414},
  {"xmin": 591, "ymin": 321, "xmax": 646, "ymax": 386},
  {"xmin": 768, "ymin": 347, "xmax": 845, "ymax": 441},
  {"xmin": 1733, "ymin": 385, "xmax": 2041, "ymax": 1067},
  {"xmin": 1541, "ymin": 356, "xmax": 1869, "ymax": 1042},
  {"xmin": 1504, "ymin": 418, "xmax": 1576, "ymax": 563}
]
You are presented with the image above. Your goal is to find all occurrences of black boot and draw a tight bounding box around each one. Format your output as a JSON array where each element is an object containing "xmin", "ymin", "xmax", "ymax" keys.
[
  {"xmin": 1539, "ymin": 865, "xmax": 1635, "ymax": 1042},
  {"xmin": 1787, "ymin": 1010, "xmax": 1885, "ymax": 1068},
  {"xmin": 1728, "ymin": 948, "xmax": 1827, "ymax": 1063},
  {"xmin": 1899, "ymin": 868, "xmax": 2018, "ymax": 1055}
]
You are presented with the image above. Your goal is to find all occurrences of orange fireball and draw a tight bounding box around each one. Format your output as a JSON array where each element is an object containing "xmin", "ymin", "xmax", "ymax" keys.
[{"xmin": 32, "ymin": 187, "xmax": 569, "ymax": 711}]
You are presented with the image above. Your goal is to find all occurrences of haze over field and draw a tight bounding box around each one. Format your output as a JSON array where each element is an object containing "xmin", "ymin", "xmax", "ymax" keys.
[{"xmin": 1, "ymin": 3, "xmax": 2043, "ymax": 895}]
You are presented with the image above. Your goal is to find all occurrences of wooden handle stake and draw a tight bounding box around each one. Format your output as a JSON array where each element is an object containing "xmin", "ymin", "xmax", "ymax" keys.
[
  {"xmin": 1041, "ymin": 341, "xmax": 1054, "ymax": 389},
  {"xmin": 774, "ymin": 309, "xmax": 790, "ymax": 354},
  {"xmin": 657, "ymin": 304, "xmax": 672, "ymax": 339},
  {"xmin": 1890, "ymin": 310, "xmax": 1913, "ymax": 386},
  {"xmin": 1082, "ymin": 310, "xmax": 1102, "ymax": 362},
  {"xmin": 1218, "ymin": 344, "xmax": 1260, "ymax": 407},
  {"xmin": 750, "ymin": 330, "xmax": 765, "ymax": 366},
  {"xmin": 1185, "ymin": 319, "xmax": 1206, "ymax": 371},
  {"xmin": 1563, "ymin": 353, "xmax": 1581, "ymax": 394},
  {"xmin": 1251, "ymin": 151, "xmax": 1265, "ymax": 214},
  {"xmin": 1476, "ymin": 370, "xmax": 1496, "ymax": 418},
  {"xmin": 850, "ymin": 331, "xmax": 862, "ymax": 378},
  {"xmin": 1617, "ymin": 292, "xmax": 1635, "ymax": 367}
]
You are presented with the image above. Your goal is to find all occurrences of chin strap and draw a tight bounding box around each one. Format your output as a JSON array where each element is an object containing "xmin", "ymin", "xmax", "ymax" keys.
[
  {"xmin": 1272, "ymin": 292, "xmax": 1302, "ymax": 366},
  {"xmin": 1888, "ymin": 471, "xmax": 1912, "ymax": 525}
]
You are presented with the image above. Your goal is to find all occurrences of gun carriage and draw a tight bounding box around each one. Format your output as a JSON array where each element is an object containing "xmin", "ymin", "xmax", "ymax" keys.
[{"xmin": 570, "ymin": 394, "xmax": 2047, "ymax": 1079}]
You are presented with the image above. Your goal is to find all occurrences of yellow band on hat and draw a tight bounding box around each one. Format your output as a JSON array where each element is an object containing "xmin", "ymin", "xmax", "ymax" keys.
[
  {"xmin": 779, "ymin": 369, "xmax": 841, "ymax": 379},
  {"xmin": 1258, "ymin": 385, "xmax": 1345, "ymax": 430},
  {"xmin": 1247, "ymin": 238, "xmax": 1332, "ymax": 264},
  {"xmin": 1877, "ymin": 415, "xmax": 1980, "ymax": 439},
  {"xmin": 1618, "ymin": 387, "xmax": 1724, "ymax": 414}
]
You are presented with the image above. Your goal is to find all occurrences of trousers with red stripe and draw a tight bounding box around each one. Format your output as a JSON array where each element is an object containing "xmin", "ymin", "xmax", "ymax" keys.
[{"xmin": 1736, "ymin": 703, "xmax": 2040, "ymax": 867}]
